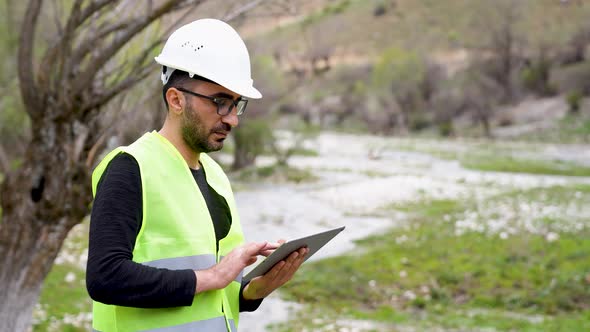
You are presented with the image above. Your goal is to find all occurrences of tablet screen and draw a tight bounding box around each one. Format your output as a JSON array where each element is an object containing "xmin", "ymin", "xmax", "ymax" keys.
[{"xmin": 243, "ymin": 226, "xmax": 345, "ymax": 282}]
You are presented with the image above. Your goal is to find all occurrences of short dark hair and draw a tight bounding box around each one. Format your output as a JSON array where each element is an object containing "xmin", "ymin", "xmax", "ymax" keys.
[
  {"xmin": 162, "ymin": 68, "xmax": 192, "ymax": 109},
  {"xmin": 161, "ymin": 68, "xmax": 220, "ymax": 109}
]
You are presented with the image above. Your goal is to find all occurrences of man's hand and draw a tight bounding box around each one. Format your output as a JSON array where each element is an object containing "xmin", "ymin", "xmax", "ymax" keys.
[
  {"xmin": 194, "ymin": 242, "xmax": 275, "ymax": 294},
  {"xmin": 242, "ymin": 241, "xmax": 309, "ymax": 300}
]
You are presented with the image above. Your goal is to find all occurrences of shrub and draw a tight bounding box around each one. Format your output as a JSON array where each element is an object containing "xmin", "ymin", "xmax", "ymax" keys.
[
  {"xmin": 567, "ymin": 91, "xmax": 583, "ymax": 114},
  {"xmin": 368, "ymin": 47, "xmax": 426, "ymax": 133},
  {"xmin": 373, "ymin": 4, "xmax": 387, "ymax": 17},
  {"xmin": 521, "ymin": 60, "xmax": 556, "ymax": 96},
  {"xmin": 409, "ymin": 114, "xmax": 431, "ymax": 131},
  {"xmin": 438, "ymin": 121, "xmax": 455, "ymax": 137},
  {"xmin": 231, "ymin": 119, "xmax": 274, "ymax": 170}
]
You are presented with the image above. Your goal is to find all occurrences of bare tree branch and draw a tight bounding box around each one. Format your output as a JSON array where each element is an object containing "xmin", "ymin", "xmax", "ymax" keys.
[
  {"xmin": 18, "ymin": 0, "xmax": 44, "ymax": 118},
  {"xmin": 86, "ymin": 63, "xmax": 156, "ymax": 113},
  {"xmin": 77, "ymin": 0, "xmax": 119, "ymax": 28},
  {"xmin": 85, "ymin": 80, "xmax": 160, "ymax": 169},
  {"xmin": 223, "ymin": 0, "xmax": 268, "ymax": 22},
  {"xmin": 88, "ymin": 1, "xmax": 204, "ymax": 112},
  {"xmin": 73, "ymin": 0, "xmax": 203, "ymax": 96},
  {"xmin": 0, "ymin": 144, "xmax": 9, "ymax": 174},
  {"xmin": 160, "ymin": 3, "xmax": 203, "ymax": 37},
  {"xmin": 38, "ymin": 0, "xmax": 84, "ymax": 96},
  {"xmin": 49, "ymin": 1, "xmax": 64, "ymax": 37},
  {"xmin": 39, "ymin": 0, "xmax": 119, "ymax": 94},
  {"xmin": 55, "ymin": 0, "xmax": 84, "ymax": 69},
  {"xmin": 85, "ymin": 131, "xmax": 107, "ymax": 169},
  {"xmin": 72, "ymin": 21, "xmax": 133, "ymax": 64},
  {"xmin": 74, "ymin": 0, "xmax": 122, "ymax": 48},
  {"xmin": 72, "ymin": 123, "xmax": 89, "ymax": 162},
  {"xmin": 73, "ymin": 0, "xmax": 145, "ymax": 63}
]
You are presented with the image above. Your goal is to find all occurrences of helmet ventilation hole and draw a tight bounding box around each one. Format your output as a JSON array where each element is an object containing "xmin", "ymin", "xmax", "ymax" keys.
[{"xmin": 180, "ymin": 41, "xmax": 204, "ymax": 52}]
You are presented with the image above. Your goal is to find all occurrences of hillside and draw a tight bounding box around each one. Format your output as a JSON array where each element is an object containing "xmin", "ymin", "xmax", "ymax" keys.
[
  {"xmin": 244, "ymin": 0, "xmax": 590, "ymax": 65},
  {"xmin": 232, "ymin": 0, "xmax": 590, "ymax": 141}
]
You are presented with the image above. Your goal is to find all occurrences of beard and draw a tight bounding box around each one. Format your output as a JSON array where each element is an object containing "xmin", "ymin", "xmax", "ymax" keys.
[{"xmin": 181, "ymin": 103, "xmax": 230, "ymax": 154}]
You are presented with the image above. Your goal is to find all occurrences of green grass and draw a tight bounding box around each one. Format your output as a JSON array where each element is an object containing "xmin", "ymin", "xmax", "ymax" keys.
[
  {"xmin": 516, "ymin": 114, "xmax": 590, "ymax": 144},
  {"xmin": 33, "ymin": 222, "xmax": 91, "ymax": 332},
  {"xmin": 234, "ymin": 163, "xmax": 318, "ymax": 183},
  {"xmin": 462, "ymin": 154, "xmax": 590, "ymax": 177},
  {"xmin": 382, "ymin": 198, "xmax": 462, "ymax": 218},
  {"xmin": 287, "ymin": 147, "xmax": 319, "ymax": 157},
  {"xmin": 390, "ymin": 139, "xmax": 590, "ymax": 176},
  {"xmin": 34, "ymin": 264, "xmax": 91, "ymax": 331},
  {"xmin": 573, "ymin": 118, "xmax": 590, "ymax": 136},
  {"xmin": 277, "ymin": 187, "xmax": 590, "ymax": 331}
]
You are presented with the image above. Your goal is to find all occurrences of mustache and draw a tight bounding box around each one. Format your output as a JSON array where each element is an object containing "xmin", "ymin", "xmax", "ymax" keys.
[{"xmin": 212, "ymin": 123, "xmax": 231, "ymax": 133}]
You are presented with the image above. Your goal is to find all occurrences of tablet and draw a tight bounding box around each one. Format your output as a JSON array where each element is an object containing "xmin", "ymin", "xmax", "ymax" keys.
[{"xmin": 243, "ymin": 226, "xmax": 345, "ymax": 282}]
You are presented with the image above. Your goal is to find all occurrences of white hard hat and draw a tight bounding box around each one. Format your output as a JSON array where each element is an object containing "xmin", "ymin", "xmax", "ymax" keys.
[{"xmin": 155, "ymin": 18, "xmax": 262, "ymax": 99}]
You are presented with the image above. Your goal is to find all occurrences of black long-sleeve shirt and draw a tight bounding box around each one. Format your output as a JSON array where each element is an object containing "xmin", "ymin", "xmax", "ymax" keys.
[{"xmin": 86, "ymin": 153, "xmax": 262, "ymax": 311}]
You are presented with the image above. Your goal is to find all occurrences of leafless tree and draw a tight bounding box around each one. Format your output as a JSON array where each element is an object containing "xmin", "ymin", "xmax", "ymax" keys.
[
  {"xmin": 454, "ymin": 0, "xmax": 525, "ymax": 137},
  {"xmin": 566, "ymin": 24, "xmax": 590, "ymax": 64},
  {"xmin": 431, "ymin": 89, "xmax": 464, "ymax": 137},
  {"xmin": 465, "ymin": 71, "xmax": 504, "ymax": 138},
  {"xmin": 0, "ymin": 1, "xmax": 271, "ymax": 330},
  {"xmin": 478, "ymin": 0, "xmax": 525, "ymax": 103},
  {"xmin": 522, "ymin": 44, "xmax": 555, "ymax": 96}
]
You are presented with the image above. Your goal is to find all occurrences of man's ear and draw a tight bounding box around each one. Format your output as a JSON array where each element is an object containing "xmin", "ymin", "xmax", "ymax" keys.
[{"xmin": 166, "ymin": 87, "xmax": 185, "ymax": 115}]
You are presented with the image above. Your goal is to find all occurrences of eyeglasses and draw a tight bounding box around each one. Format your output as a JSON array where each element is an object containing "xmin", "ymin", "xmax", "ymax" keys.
[{"xmin": 176, "ymin": 87, "xmax": 248, "ymax": 116}]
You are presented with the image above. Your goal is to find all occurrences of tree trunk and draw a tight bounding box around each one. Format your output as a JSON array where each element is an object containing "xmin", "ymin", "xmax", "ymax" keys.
[
  {"xmin": 0, "ymin": 216, "xmax": 70, "ymax": 331},
  {"xmin": 0, "ymin": 122, "xmax": 93, "ymax": 331},
  {"xmin": 480, "ymin": 114, "xmax": 492, "ymax": 138},
  {"xmin": 1, "ymin": 0, "xmax": 270, "ymax": 329},
  {"xmin": 0, "ymin": 144, "xmax": 9, "ymax": 173}
]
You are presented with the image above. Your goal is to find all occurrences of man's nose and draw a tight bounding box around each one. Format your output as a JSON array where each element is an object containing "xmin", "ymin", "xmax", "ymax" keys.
[{"xmin": 221, "ymin": 110, "xmax": 239, "ymax": 128}]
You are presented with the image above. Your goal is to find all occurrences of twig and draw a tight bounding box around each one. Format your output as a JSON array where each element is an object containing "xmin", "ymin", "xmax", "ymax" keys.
[
  {"xmin": 0, "ymin": 144, "xmax": 9, "ymax": 174},
  {"xmin": 17, "ymin": 0, "xmax": 44, "ymax": 118},
  {"xmin": 223, "ymin": 0, "xmax": 267, "ymax": 22},
  {"xmin": 73, "ymin": 0, "xmax": 199, "ymax": 95}
]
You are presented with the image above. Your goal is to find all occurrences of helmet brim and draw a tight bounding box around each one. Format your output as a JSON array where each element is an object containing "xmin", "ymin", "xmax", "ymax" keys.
[{"xmin": 155, "ymin": 58, "xmax": 262, "ymax": 99}]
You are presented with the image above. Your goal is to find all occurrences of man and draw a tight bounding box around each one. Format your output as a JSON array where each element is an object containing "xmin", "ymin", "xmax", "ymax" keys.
[{"xmin": 86, "ymin": 19, "xmax": 308, "ymax": 332}]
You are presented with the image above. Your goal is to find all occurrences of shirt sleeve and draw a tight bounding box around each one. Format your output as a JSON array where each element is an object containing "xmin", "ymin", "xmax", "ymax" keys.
[
  {"xmin": 239, "ymin": 282, "xmax": 264, "ymax": 312},
  {"xmin": 86, "ymin": 153, "xmax": 196, "ymax": 308}
]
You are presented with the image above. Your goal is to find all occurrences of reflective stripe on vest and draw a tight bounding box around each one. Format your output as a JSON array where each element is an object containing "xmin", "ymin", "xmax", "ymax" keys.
[
  {"xmin": 93, "ymin": 317, "xmax": 237, "ymax": 332},
  {"xmin": 143, "ymin": 254, "xmax": 243, "ymax": 283},
  {"xmin": 90, "ymin": 131, "xmax": 244, "ymax": 332}
]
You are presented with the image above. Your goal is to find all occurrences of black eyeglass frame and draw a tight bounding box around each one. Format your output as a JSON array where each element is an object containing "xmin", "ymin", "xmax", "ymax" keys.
[{"xmin": 176, "ymin": 87, "xmax": 248, "ymax": 116}]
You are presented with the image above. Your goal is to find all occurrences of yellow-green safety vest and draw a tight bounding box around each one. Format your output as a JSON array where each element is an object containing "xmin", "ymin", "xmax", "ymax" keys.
[{"xmin": 91, "ymin": 131, "xmax": 245, "ymax": 332}]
